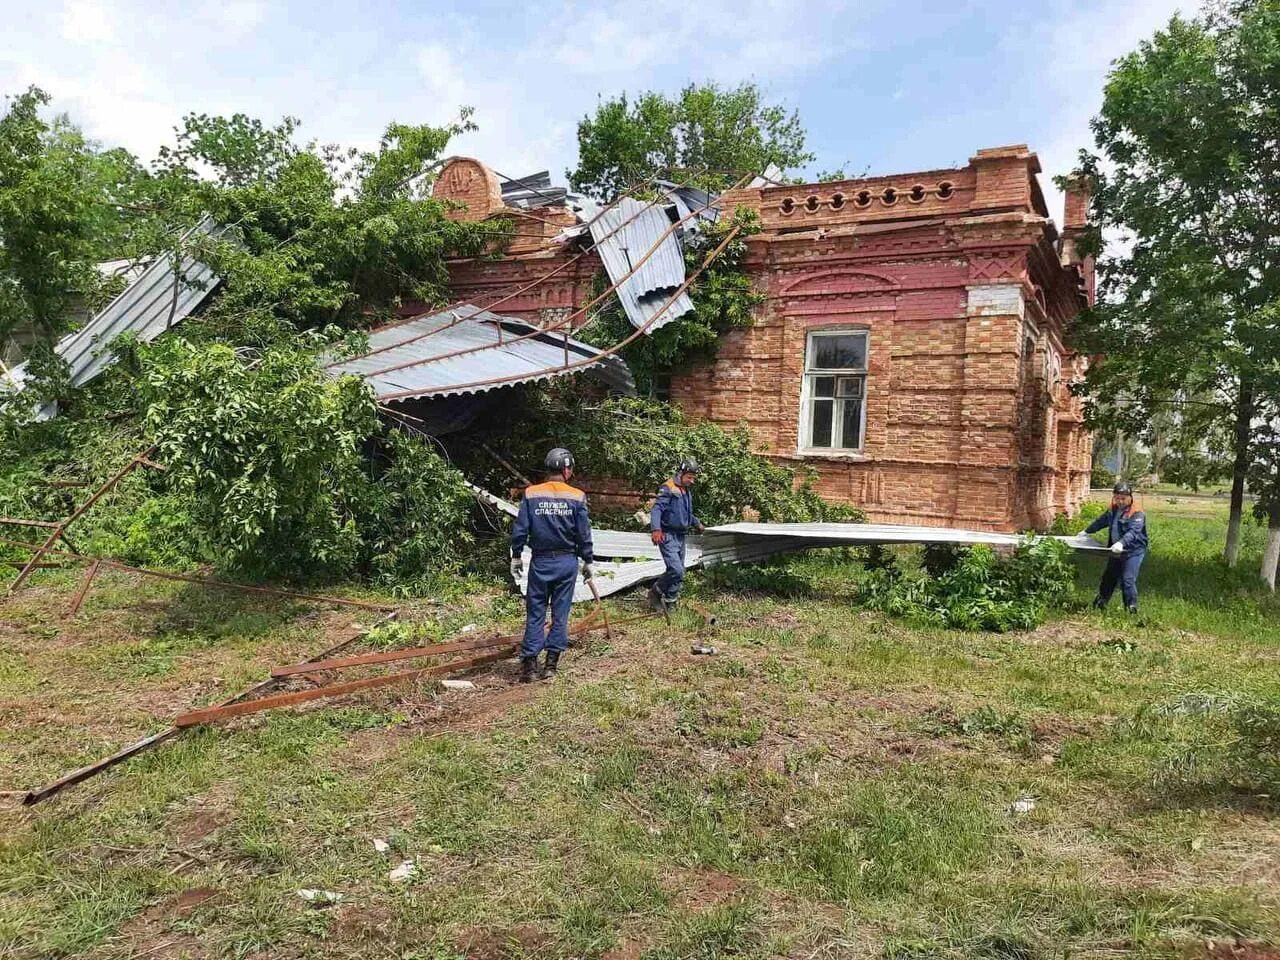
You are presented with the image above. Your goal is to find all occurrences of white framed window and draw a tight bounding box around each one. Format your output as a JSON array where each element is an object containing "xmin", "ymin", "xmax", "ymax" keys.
[{"xmin": 800, "ymin": 329, "xmax": 868, "ymax": 452}]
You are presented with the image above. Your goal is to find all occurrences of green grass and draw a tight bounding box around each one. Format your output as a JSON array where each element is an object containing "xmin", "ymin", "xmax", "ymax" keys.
[{"xmin": 0, "ymin": 497, "xmax": 1278, "ymax": 957}]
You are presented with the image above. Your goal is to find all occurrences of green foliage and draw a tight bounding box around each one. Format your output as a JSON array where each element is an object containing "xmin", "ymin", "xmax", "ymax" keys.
[
  {"xmin": 458, "ymin": 391, "xmax": 861, "ymax": 526},
  {"xmin": 580, "ymin": 209, "xmax": 762, "ymax": 394},
  {"xmin": 861, "ymin": 538, "xmax": 1076, "ymax": 632},
  {"xmin": 1123, "ymin": 691, "xmax": 1280, "ymax": 794},
  {"xmin": 137, "ymin": 337, "xmax": 376, "ymax": 577},
  {"xmin": 153, "ymin": 111, "xmax": 500, "ymax": 344},
  {"xmin": 354, "ymin": 430, "xmax": 476, "ymax": 593},
  {"xmin": 569, "ymin": 81, "xmax": 814, "ymax": 200},
  {"xmin": 0, "ymin": 86, "xmax": 146, "ymax": 349},
  {"xmin": 1067, "ymin": 3, "xmax": 1280, "ymax": 563},
  {"xmin": 133, "ymin": 337, "xmax": 475, "ymax": 584}
]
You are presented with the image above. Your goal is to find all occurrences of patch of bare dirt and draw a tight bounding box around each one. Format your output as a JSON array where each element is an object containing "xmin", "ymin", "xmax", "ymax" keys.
[
  {"xmin": 455, "ymin": 923, "xmax": 550, "ymax": 960},
  {"xmin": 331, "ymin": 900, "xmax": 394, "ymax": 941},
  {"xmin": 171, "ymin": 796, "xmax": 233, "ymax": 846},
  {"xmin": 601, "ymin": 941, "xmax": 646, "ymax": 960},
  {"xmin": 664, "ymin": 867, "xmax": 745, "ymax": 910},
  {"xmin": 86, "ymin": 887, "xmax": 221, "ymax": 960}
]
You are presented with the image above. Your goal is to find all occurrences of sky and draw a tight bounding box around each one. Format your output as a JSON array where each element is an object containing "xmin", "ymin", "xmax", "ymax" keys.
[{"xmin": 2, "ymin": 0, "xmax": 1190, "ymax": 226}]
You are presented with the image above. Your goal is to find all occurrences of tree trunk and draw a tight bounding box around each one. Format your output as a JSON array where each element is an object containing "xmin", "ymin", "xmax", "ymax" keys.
[
  {"xmin": 1263, "ymin": 501, "xmax": 1280, "ymax": 592},
  {"xmin": 1225, "ymin": 379, "xmax": 1254, "ymax": 568}
]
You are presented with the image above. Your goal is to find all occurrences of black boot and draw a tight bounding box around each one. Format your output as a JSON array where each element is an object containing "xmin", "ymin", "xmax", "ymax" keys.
[
  {"xmin": 541, "ymin": 650, "xmax": 561, "ymax": 680},
  {"xmin": 520, "ymin": 656, "xmax": 538, "ymax": 683},
  {"xmin": 1091, "ymin": 596, "xmax": 1107, "ymax": 610}
]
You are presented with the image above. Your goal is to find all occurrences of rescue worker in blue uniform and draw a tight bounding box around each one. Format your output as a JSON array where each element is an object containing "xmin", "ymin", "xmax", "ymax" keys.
[
  {"xmin": 1080, "ymin": 481, "xmax": 1148, "ymax": 614},
  {"xmin": 648, "ymin": 458, "xmax": 705, "ymax": 612},
  {"xmin": 510, "ymin": 448, "xmax": 595, "ymax": 682}
]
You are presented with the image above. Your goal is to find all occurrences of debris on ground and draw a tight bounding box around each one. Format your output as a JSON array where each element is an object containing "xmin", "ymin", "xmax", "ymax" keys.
[
  {"xmin": 388, "ymin": 860, "xmax": 418, "ymax": 882},
  {"xmin": 1009, "ymin": 796, "xmax": 1037, "ymax": 815},
  {"xmin": 296, "ymin": 889, "xmax": 344, "ymax": 906}
]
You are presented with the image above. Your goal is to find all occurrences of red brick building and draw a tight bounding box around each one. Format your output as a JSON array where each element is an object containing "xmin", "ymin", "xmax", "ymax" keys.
[{"xmin": 433, "ymin": 147, "xmax": 1094, "ymax": 531}]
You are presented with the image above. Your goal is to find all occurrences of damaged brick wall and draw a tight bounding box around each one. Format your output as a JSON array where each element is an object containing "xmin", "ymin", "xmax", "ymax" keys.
[{"xmin": 440, "ymin": 147, "xmax": 1093, "ymax": 532}]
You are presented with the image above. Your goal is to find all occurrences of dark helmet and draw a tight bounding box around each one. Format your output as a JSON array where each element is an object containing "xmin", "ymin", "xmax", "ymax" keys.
[
  {"xmin": 545, "ymin": 447, "xmax": 575, "ymax": 473},
  {"xmin": 1113, "ymin": 481, "xmax": 1133, "ymax": 496},
  {"xmin": 678, "ymin": 457, "xmax": 701, "ymax": 474}
]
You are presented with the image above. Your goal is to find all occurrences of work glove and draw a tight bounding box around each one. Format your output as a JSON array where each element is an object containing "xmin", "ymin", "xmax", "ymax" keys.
[
  {"xmin": 581, "ymin": 561, "xmax": 595, "ymax": 581},
  {"xmin": 1110, "ymin": 541, "xmax": 1125, "ymax": 555},
  {"xmin": 510, "ymin": 554, "xmax": 524, "ymax": 580},
  {"xmin": 651, "ymin": 530, "xmax": 665, "ymax": 545},
  {"xmin": 693, "ymin": 522, "xmax": 705, "ymax": 534}
]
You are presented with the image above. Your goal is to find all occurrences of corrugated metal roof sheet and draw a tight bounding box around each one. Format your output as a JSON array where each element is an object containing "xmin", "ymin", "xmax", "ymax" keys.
[
  {"xmin": 329, "ymin": 304, "xmax": 634, "ymax": 401},
  {"xmin": 514, "ymin": 520, "xmax": 1109, "ymax": 604},
  {"xmin": 4, "ymin": 216, "xmax": 224, "ymax": 420},
  {"xmin": 589, "ymin": 197, "xmax": 694, "ymax": 333}
]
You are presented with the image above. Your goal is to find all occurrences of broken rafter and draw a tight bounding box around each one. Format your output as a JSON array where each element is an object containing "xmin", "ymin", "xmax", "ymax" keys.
[
  {"xmin": 21, "ymin": 610, "xmax": 400, "ymax": 805},
  {"xmin": 66, "ymin": 559, "xmax": 102, "ymax": 618},
  {"xmin": 362, "ymin": 171, "xmax": 751, "ymax": 384},
  {"xmin": 7, "ymin": 446, "xmax": 155, "ymax": 594},
  {"xmin": 175, "ymin": 648, "xmax": 510, "ymax": 727},
  {"xmin": 268, "ymin": 607, "xmax": 654, "ymax": 678}
]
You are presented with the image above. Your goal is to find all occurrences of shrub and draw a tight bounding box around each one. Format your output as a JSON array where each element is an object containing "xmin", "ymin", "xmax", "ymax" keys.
[{"xmin": 860, "ymin": 537, "xmax": 1076, "ymax": 632}]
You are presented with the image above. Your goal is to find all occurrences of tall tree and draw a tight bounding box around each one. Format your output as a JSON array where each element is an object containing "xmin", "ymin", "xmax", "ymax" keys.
[
  {"xmin": 1069, "ymin": 2, "xmax": 1280, "ymax": 581},
  {"xmin": 0, "ymin": 87, "xmax": 145, "ymax": 353},
  {"xmin": 569, "ymin": 81, "xmax": 813, "ymax": 200}
]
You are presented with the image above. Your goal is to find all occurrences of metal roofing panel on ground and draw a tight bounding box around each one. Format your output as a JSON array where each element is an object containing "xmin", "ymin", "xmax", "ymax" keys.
[
  {"xmin": 328, "ymin": 304, "xmax": 634, "ymax": 401},
  {"xmin": 517, "ymin": 520, "xmax": 1110, "ymax": 604},
  {"xmin": 4, "ymin": 216, "xmax": 225, "ymax": 420},
  {"xmin": 589, "ymin": 197, "xmax": 693, "ymax": 333}
]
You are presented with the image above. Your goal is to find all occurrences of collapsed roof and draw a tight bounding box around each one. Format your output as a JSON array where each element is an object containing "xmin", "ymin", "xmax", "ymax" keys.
[
  {"xmin": 2, "ymin": 217, "xmax": 225, "ymax": 421},
  {"xmin": 326, "ymin": 303, "xmax": 634, "ymax": 403}
]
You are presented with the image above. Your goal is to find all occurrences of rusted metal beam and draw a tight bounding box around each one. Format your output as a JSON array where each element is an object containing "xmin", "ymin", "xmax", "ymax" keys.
[
  {"xmin": 139, "ymin": 458, "xmax": 168, "ymax": 472},
  {"xmin": 8, "ymin": 446, "xmax": 156, "ymax": 594},
  {"xmin": 271, "ymin": 634, "xmax": 517, "ymax": 677},
  {"xmin": 175, "ymin": 648, "xmax": 510, "ymax": 727},
  {"xmin": 99, "ymin": 561, "xmax": 395, "ymax": 612},
  {"xmin": 0, "ymin": 517, "xmax": 60, "ymax": 529},
  {"xmin": 21, "ymin": 611, "xmax": 399, "ymax": 805},
  {"xmin": 65, "ymin": 559, "xmax": 102, "ymax": 618}
]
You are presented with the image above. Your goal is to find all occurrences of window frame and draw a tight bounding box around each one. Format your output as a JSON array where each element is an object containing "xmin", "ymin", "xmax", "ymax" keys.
[{"xmin": 797, "ymin": 328, "xmax": 869, "ymax": 455}]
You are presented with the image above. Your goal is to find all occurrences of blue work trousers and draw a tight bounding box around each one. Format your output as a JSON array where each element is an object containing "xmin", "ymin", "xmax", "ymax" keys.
[
  {"xmin": 522, "ymin": 553, "xmax": 578, "ymax": 658},
  {"xmin": 1097, "ymin": 550, "xmax": 1145, "ymax": 610},
  {"xmin": 655, "ymin": 530, "xmax": 687, "ymax": 602}
]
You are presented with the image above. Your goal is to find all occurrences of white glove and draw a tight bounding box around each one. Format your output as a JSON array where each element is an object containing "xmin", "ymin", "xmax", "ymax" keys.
[
  {"xmin": 581, "ymin": 561, "xmax": 595, "ymax": 581},
  {"xmin": 1110, "ymin": 541, "xmax": 1125, "ymax": 555},
  {"xmin": 510, "ymin": 555, "xmax": 524, "ymax": 580}
]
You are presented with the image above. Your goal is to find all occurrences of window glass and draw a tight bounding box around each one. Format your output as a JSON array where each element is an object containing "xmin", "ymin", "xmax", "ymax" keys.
[{"xmin": 811, "ymin": 334, "xmax": 866, "ymax": 370}]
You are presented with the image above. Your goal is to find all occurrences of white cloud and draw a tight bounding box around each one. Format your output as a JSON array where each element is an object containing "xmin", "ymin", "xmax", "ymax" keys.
[
  {"xmin": 1016, "ymin": 0, "xmax": 1188, "ymax": 226},
  {"xmin": 59, "ymin": 0, "xmax": 117, "ymax": 44},
  {"xmin": 209, "ymin": 0, "xmax": 265, "ymax": 35}
]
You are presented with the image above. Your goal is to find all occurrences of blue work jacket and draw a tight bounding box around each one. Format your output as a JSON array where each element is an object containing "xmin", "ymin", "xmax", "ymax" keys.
[
  {"xmin": 511, "ymin": 481, "xmax": 594, "ymax": 561},
  {"xmin": 1086, "ymin": 506, "xmax": 1148, "ymax": 554},
  {"xmin": 650, "ymin": 477, "xmax": 700, "ymax": 533}
]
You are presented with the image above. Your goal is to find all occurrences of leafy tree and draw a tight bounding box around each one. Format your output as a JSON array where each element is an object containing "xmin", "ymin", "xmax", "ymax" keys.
[
  {"xmin": 0, "ymin": 86, "xmax": 148, "ymax": 354},
  {"xmin": 135, "ymin": 335, "xmax": 476, "ymax": 583},
  {"xmin": 148, "ymin": 111, "xmax": 501, "ymax": 344},
  {"xmin": 1068, "ymin": 2, "xmax": 1280, "ymax": 579},
  {"xmin": 569, "ymin": 82, "xmax": 814, "ymax": 200}
]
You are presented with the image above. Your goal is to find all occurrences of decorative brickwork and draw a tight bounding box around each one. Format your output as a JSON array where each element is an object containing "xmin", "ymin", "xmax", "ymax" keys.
[{"xmin": 440, "ymin": 147, "xmax": 1094, "ymax": 531}]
